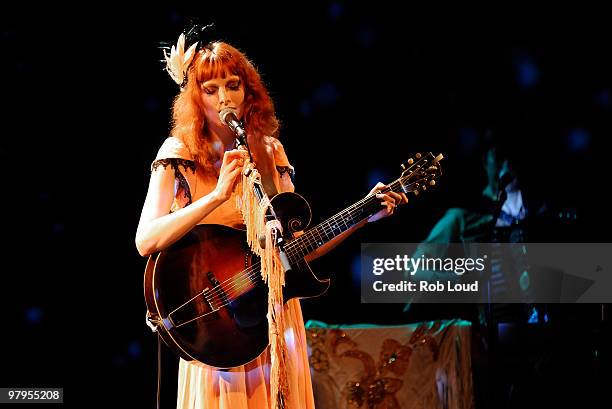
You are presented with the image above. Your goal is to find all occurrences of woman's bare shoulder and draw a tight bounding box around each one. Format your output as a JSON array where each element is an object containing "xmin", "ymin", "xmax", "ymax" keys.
[
  {"xmin": 263, "ymin": 135, "xmax": 290, "ymax": 165},
  {"xmin": 155, "ymin": 136, "xmax": 194, "ymax": 161}
]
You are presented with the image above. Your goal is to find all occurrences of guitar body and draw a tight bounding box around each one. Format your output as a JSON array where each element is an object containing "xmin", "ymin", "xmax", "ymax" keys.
[{"xmin": 144, "ymin": 192, "xmax": 330, "ymax": 369}]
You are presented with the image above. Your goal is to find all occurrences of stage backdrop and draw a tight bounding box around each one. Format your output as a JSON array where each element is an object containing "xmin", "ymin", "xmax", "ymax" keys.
[{"xmin": 305, "ymin": 319, "xmax": 473, "ymax": 409}]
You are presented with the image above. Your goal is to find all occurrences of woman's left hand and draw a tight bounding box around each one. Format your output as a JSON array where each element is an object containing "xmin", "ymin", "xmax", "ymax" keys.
[{"xmin": 366, "ymin": 182, "xmax": 409, "ymax": 223}]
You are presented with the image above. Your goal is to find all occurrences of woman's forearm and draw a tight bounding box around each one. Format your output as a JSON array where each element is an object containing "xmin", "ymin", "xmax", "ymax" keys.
[
  {"xmin": 136, "ymin": 191, "xmax": 225, "ymax": 257},
  {"xmin": 304, "ymin": 219, "xmax": 368, "ymax": 262}
]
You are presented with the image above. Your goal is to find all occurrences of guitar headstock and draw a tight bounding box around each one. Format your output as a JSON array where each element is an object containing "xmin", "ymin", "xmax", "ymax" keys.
[{"xmin": 399, "ymin": 152, "xmax": 444, "ymax": 195}]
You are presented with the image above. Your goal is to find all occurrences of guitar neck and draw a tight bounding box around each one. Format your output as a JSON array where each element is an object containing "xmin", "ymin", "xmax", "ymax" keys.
[
  {"xmin": 283, "ymin": 152, "xmax": 443, "ymax": 262},
  {"xmin": 285, "ymin": 178, "xmax": 404, "ymax": 261}
]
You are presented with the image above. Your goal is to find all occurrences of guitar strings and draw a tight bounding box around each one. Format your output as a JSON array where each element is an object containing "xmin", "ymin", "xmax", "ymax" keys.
[
  {"xmin": 170, "ymin": 175, "xmax": 430, "ymax": 318},
  {"xmin": 187, "ymin": 189, "xmax": 384, "ymax": 307},
  {"xmin": 167, "ymin": 160, "xmax": 438, "ymax": 322},
  {"xmin": 194, "ymin": 186, "xmax": 395, "ymax": 309},
  {"xmin": 169, "ymin": 192, "xmax": 383, "ymax": 319},
  {"xmin": 171, "ymin": 177, "xmax": 428, "ymax": 318},
  {"xmin": 191, "ymin": 173, "xmax": 431, "ymax": 312}
]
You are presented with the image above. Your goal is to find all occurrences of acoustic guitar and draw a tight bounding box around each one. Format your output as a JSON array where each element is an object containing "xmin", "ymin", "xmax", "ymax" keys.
[{"xmin": 144, "ymin": 152, "xmax": 443, "ymax": 368}]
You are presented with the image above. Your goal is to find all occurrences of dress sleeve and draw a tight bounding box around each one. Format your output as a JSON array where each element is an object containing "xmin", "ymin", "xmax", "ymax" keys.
[{"xmin": 150, "ymin": 137, "xmax": 196, "ymax": 208}]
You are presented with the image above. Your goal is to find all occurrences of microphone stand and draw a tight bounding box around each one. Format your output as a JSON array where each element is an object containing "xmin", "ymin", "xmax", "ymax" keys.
[{"xmin": 233, "ymin": 133, "xmax": 293, "ymax": 274}]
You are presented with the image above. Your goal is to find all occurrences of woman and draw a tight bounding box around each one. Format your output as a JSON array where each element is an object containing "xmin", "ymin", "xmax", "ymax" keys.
[{"xmin": 136, "ymin": 31, "xmax": 407, "ymax": 409}]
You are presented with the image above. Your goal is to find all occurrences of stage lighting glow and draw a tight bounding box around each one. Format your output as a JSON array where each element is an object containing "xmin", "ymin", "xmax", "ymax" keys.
[
  {"xmin": 567, "ymin": 128, "xmax": 591, "ymax": 152},
  {"xmin": 514, "ymin": 56, "xmax": 539, "ymax": 88},
  {"xmin": 25, "ymin": 307, "xmax": 43, "ymax": 324}
]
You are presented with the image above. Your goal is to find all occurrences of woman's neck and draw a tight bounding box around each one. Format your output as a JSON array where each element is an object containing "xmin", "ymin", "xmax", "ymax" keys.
[{"xmin": 208, "ymin": 121, "xmax": 237, "ymax": 150}]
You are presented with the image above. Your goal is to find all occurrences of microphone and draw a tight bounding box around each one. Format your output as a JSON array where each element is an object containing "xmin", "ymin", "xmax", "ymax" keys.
[{"xmin": 219, "ymin": 108, "xmax": 247, "ymax": 142}]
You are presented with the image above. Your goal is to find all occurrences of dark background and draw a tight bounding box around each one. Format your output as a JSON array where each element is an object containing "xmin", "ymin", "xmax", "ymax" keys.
[{"xmin": 2, "ymin": 3, "xmax": 610, "ymax": 407}]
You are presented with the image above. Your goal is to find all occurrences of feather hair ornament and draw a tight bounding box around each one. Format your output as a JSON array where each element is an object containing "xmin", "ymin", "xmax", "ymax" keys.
[
  {"xmin": 160, "ymin": 23, "xmax": 217, "ymax": 88},
  {"xmin": 163, "ymin": 33, "xmax": 198, "ymax": 88}
]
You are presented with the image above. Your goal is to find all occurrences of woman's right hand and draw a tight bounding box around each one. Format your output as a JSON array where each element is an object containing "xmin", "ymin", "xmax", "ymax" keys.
[{"xmin": 213, "ymin": 149, "xmax": 248, "ymax": 202}]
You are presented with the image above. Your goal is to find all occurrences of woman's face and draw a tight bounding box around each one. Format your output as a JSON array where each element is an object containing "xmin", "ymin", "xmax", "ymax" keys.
[{"xmin": 200, "ymin": 74, "xmax": 245, "ymax": 128}]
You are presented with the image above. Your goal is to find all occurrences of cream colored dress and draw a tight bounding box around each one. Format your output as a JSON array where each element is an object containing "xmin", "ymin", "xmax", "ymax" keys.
[{"xmin": 151, "ymin": 136, "xmax": 315, "ymax": 409}]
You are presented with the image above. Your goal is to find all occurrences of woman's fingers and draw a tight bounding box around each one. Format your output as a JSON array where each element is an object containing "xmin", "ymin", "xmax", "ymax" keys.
[
  {"xmin": 375, "ymin": 190, "xmax": 409, "ymax": 206},
  {"xmin": 223, "ymin": 149, "xmax": 248, "ymax": 166},
  {"xmin": 388, "ymin": 191, "xmax": 402, "ymax": 205},
  {"xmin": 222, "ymin": 164, "xmax": 243, "ymax": 194},
  {"xmin": 223, "ymin": 155, "xmax": 246, "ymax": 174},
  {"xmin": 229, "ymin": 166, "xmax": 242, "ymax": 181},
  {"xmin": 376, "ymin": 193, "xmax": 396, "ymax": 205},
  {"xmin": 376, "ymin": 193, "xmax": 396, "ymax": 214},
  {"xmin": 371, "ymin": 185, "xmax": 406, "ymax": 204},
  {"xmin": 367, "ymin": 184, "xmax": 412, "ymax": 222},
  {"xmin": 377, "ymin": 200, "xmax": 394, "ymax": 215},
  {"xmin": 369, "ymin": 182, "xmax": 387, "ymax": 195}
]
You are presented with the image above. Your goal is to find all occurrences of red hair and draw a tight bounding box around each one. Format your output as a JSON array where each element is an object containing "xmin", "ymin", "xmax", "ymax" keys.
[{"xmin": 170, "ymin": 42, "xmax": 280, "ymax": 179}]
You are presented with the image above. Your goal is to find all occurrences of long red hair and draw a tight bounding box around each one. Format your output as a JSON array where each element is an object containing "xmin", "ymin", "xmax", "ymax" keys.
[{"xmin": 170, "ymin": 41, "xmax": 280, "ymax": 181}]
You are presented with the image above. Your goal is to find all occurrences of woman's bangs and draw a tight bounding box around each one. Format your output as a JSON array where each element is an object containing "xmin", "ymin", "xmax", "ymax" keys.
[{"xmin": 196, "ymin": 54, "xmax": 241, "ymax": 84}]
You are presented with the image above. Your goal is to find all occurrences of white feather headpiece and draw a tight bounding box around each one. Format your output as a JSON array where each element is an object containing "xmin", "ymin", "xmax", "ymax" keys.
[{"xmin": 163, "ymin": 33, "xmax": 198, "ymax": 87}]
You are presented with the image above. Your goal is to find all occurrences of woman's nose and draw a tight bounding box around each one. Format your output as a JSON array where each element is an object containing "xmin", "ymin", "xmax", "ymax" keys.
[{"xmin": 218, "ymin": 87, "xmax": 230, "ymax": 105}]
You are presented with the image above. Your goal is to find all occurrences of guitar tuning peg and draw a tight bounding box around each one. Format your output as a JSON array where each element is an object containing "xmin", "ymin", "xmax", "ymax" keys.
[
  {"xmin": 407, "ymin": 158, "xmax": 414, "ymax": 165},
  {"xmin": 401, "ymin": 163, "xmax": 406, "ymax": 170},
  {"xmin": 415, "ymin": 153, "xmax": 422, "ymax": 159},
  {"xmin": 422, "ymin": 185, "xmax": 427, "ymax": 191},
  {"xmin": 429, "ymin": 180, "xmax": 436, "ymax": 186},
  {"xmin": 413, "ymin": 190, "xmax": 419, "ymax": 196}
]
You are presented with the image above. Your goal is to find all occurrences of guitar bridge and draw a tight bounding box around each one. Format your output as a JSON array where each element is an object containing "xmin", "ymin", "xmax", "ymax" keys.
[
  {"xmin": 202, "ymin": 288, "xmax": 216, "ymax": 312},
  {"xmin": 207, "ymin": 271, "xmax": 230, "ymax": 305}
]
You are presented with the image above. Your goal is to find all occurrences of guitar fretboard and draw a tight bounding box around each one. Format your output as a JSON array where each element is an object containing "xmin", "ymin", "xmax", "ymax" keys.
[{"xmin": 284, "ymin": 179, "xmax": 405, "ymax": 261}]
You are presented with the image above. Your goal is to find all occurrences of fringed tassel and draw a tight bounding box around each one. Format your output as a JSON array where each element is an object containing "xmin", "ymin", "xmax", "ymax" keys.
[
  {"xmin": 236, "ymin": 163, "xmax": 290, "ymax": 409},
  {"xmin": 265, "ymin": 219, "xmax": 289, "ymax": 409},
  {"xmin": 236, "ymin": 163, "xmax": 268, "ymax": 252}
]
